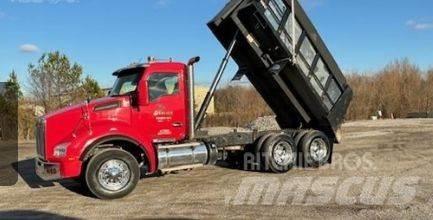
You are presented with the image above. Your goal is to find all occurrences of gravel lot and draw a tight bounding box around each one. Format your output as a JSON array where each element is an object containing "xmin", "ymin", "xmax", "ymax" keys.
[{"xmin": 1, "ymin": 119, "xmax": 433, "ymax": 219}]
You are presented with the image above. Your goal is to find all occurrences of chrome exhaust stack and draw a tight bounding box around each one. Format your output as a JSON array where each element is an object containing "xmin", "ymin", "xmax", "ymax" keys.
[{"xmin": 187, "ymin": 56, "xmax": 201, "ymax": 140}]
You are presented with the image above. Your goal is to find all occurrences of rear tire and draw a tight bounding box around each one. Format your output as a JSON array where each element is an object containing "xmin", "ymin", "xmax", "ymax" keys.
[
  {"xmin": 294, "ymin": 130, "xmax": 310, "ymax": 166},
  {"xmin": 251, "ymin": 132, "xmax": 276, "ymax": 170},
  {"xmin": 294, "ymin": 130, "xmax": 310, "ymax": 148},
  {"xmin": 261, "ymin": 133, "xmax": 296, "ymax": 173},
  {"xmin": 84, "ymin": 148, "xmax": 140, "ymax": 200},
  {"xmin": 300, "ymin": 130, "xmax": 331, "ymax": 167},
  {"xmin": 254, "ymin": 132, "xmax": 275, "ymax": 154}
]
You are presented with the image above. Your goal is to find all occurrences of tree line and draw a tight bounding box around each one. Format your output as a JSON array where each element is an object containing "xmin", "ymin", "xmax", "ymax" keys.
[
  {"xmin": 205, "ymin": 59, "xmax": 433, "ymax": 127},
  {"xmin": 1, "ymin": 51, "xmax": 105, "ymax": 140},
  {"xmin": 346, "ymin": 59, "xmax": 433, "ymax": 120},
  {"xmin": 203, "ymin": 85, "xmax": 272, "ymax": 127}
]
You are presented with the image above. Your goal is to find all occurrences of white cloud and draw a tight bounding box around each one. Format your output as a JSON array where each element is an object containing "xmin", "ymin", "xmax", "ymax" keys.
[
  {"xmin": 406, "ymin": 19, "xmax": 433, "ymax": 31},
  {"xmin": 10, "ymin": 0, "xmax": 79, "ymax": 4},
  {"xmin": 19, "ymin": 44, "xmax": 39, "ymax": 53},
  {"xmin": 155, "ymin": 0, "xmax": 169, "ymax": 8}
]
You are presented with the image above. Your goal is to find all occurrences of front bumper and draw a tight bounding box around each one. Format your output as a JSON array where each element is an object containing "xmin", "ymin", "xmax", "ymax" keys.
[{"xmin": 35, "ymin": 158, "xmax": 61, "ymax": 181}]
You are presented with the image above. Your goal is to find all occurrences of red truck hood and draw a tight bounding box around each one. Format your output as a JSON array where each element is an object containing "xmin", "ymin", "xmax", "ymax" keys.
[
  {"xmin": 45, "ymin": 96, "xmax": 125, "ymax": 119},
  {"xmin": 43, "ymin": 96, "xmax": 130, "ymax": 160},
  {"xmin": 45, "ymin": 97, "xmax": 123, "ymax": 117}
]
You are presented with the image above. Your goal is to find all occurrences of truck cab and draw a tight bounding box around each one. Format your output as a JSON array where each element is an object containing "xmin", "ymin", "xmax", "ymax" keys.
[
  {"xmin": 36, "ymin": 60, "xmax": 208, "ymax": 199},
  {"xmin": 116, "ymin": 61, "xmax": 190, "ymax": 143}
]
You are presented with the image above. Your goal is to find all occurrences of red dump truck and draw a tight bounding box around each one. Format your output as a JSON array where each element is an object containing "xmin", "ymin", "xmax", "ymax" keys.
[{"xmin": 35, "ymin": 0, "xmax": 352, "ymax": 199}]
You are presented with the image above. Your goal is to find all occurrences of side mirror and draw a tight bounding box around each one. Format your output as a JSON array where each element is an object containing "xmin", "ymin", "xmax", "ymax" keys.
[
  {"xmin": 131, "ymin": 91, "xmax": 148, "ymax": 107},
  {"xmin": 130, "ymin": 92, "xmax": 139, "ymax": 107}
]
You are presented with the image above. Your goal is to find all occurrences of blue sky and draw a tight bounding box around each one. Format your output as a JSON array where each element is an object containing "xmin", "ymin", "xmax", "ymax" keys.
[{"xmin": 1, "ymin": 0, "xmax": 433, "ymax": 89}]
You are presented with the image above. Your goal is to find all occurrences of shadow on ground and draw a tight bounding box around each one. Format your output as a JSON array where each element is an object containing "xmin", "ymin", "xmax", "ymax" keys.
[
  {"xmin": 12, "ymin": 158, "xmax": 94, "ymax": 198},
  {"xmin": 0, "ymin": 210, "xmax": 78, "ymax": 219}
]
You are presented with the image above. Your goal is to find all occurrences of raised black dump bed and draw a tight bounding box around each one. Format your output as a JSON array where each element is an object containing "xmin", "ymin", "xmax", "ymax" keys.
[{"xmin": 208, "ymin": 0, "xmax": 352, "ymax": 142}]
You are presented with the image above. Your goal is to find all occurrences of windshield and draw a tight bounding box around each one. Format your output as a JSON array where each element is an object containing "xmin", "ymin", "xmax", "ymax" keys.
[{"xmin": 110, "ymin": 71, "xmax": 141, "ymax": 96}]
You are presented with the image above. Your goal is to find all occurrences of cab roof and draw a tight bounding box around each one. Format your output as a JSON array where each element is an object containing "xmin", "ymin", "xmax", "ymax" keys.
[
  {"xmin": 112, "ymin": 63, "xmax": 149, "ymax": 76},
  {"xmin": 112, "ymin": 61, "xmax": 186, "ymax": 76}
]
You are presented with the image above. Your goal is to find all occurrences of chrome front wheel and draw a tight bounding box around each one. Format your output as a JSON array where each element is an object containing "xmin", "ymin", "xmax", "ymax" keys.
[
  {"xmin": 85, "ymin": 148, "xmax": 140, "ymax": 200},
  {"xmin": 97, "ymin": 159, "xmax": 131, "ymax": 191}
]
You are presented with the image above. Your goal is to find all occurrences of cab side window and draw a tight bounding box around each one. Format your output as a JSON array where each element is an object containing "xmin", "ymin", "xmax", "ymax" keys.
[{"xmin": 148, "ymin": 73, "xmax": 179, "ymax": 102}]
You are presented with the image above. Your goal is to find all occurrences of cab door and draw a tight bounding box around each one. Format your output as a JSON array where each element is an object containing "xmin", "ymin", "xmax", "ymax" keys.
[{"xmin": 141, "ymin": 67, "xmax": 187, "ymax": 143}]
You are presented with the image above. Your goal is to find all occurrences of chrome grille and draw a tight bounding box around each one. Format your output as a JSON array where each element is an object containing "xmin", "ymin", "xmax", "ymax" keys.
[{"xmin": 36, "ymin": 118, "xmax": 46, "ymax": 159}]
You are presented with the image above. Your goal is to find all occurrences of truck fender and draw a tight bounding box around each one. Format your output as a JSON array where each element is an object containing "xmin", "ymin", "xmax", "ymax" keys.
[{"xmin": 80, "ymin": 135, "xmax": 155, "ymax": 172}]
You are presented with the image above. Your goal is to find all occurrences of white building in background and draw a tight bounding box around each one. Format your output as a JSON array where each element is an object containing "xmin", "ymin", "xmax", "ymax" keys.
[{"xmin": 194, "ymin": 86, "xmax": 215, "ymax": 115}]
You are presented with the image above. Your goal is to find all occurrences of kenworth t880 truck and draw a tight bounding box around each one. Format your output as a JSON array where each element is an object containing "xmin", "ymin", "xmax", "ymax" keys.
[{"xmin": 35, "ymin": 0, "xmax": 352, "ymax": 199}]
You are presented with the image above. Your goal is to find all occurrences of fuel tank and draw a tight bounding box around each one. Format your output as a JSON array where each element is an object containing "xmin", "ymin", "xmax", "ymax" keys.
[{"xmin": 157, "ymin": 142, "xmax": 218, "ymax": 171}]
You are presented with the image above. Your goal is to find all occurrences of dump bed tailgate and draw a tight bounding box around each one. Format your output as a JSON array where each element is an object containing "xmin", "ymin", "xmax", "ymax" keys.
[{"xmin": 208, "ymin": 0, "xmax": 353, "ymax": 141}]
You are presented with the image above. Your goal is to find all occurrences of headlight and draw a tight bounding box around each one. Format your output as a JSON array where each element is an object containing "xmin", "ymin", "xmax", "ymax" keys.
[{"xmin": 53, "ymin": 142, "xmax": 69, "ymax": 158}]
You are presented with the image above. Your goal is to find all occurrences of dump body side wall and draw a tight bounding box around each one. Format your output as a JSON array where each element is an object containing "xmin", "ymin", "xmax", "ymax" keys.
[{"xmin": 208, "ymin": 0, "xmax": 353, "ymax": 140}]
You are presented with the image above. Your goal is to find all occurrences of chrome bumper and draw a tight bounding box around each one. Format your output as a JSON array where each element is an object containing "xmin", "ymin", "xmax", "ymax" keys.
[{"xmin": 35, "ymin": 158, "xmax": 61, "ymax": 181}]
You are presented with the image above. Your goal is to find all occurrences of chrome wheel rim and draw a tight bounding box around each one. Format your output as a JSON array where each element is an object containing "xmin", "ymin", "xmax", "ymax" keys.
[
  {"xmin": 97, "ymin": 159, "xmax": 131, "ymax": 191},
  {"xmin": 272, "ymin": 141, "xmax": 294, "ymax": 166},
  {"xmin": 310, "ymin": 138, "xmax": 328, "ymax": 162}
]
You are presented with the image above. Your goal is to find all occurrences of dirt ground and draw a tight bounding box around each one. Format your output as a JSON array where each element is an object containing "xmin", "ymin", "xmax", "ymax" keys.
[{"xmin": 1, "ymin": 119, "xmax": 433, "ymax": 219}]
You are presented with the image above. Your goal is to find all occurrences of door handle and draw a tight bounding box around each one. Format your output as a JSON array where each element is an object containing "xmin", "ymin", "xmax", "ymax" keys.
[{"xmin": 172, "ymin": 122, "xmax": 183, "ymax": 127}]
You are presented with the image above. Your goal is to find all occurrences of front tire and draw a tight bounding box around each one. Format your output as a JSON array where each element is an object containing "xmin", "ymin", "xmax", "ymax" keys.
[{"xmin": 85, "ymin": 148, "xmax": 140, "ymax": 200}]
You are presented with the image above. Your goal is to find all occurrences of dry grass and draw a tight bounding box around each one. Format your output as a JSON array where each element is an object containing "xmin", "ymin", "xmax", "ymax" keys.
[
  {"xmin": 347, "ymin": 59, "xmax": 433, "ymax": 120},
  {"xmin": 203, "ymin": 85, "xmax": 272, "ymax": 127}
]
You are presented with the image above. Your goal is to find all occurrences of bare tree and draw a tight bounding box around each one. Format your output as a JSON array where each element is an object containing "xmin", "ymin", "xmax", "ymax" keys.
[
  {"xmin": 347, "ymin": 59, "xmax": 427, "ymax": 120},
  {"xmin": 425, "ymin": 69, "xmax": 433, "ymax": 111},
  {"xmin": 204, "ymin": 85, "xmax": 272, "ymax": 127},
  {"xmin": 28, "ymin": 51, "xmax": 86, "ymax": 113}
]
